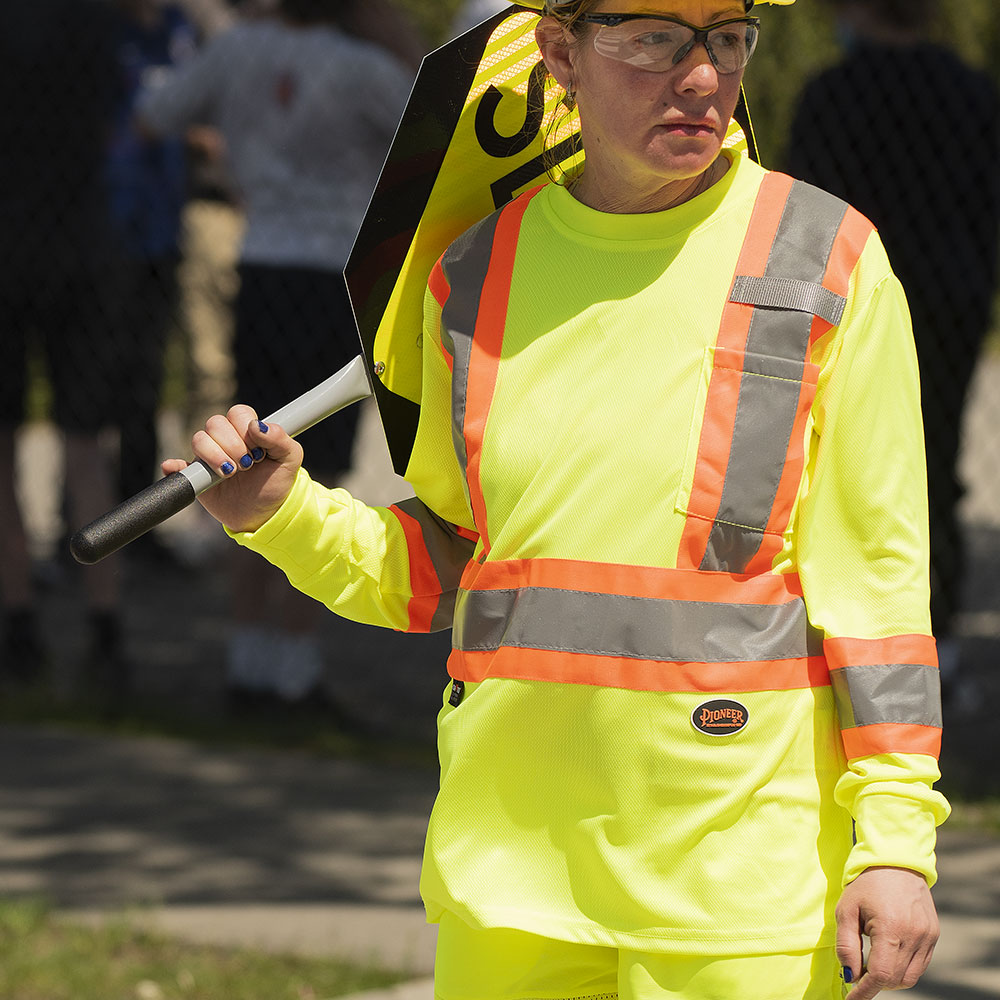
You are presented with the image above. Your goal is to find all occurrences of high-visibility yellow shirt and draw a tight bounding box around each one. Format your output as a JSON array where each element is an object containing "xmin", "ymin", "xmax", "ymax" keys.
[{"xmin": 233, "ymin": 150, "xmax": 949, "ymax": 955}]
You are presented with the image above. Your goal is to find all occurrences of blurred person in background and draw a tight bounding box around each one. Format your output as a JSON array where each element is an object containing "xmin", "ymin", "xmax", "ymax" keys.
[
  {"xmin": 105, "ymin": 0, "xmax": 199, "ymax": 561},
  {"xmin": 171, "ymin": 0, "xmax": 245, "ymax": 496},
  {"xmin": 177, "ymin": 0, "xmax": 238, "ymax": 35},
  {"xmin": 136, "ymin": 0, "xmax": 413, "ymax": 715},
  {"xmin": 786, "ymin": 0, "xmax": 1000, "ymax": 711},
  {"xmin": 174, "ymin": 124, "xmax": 243, "ymax": 459},
  {"xmin": 0, "ymin": 0, "xmax": 127, "ymax": 690},
  {"xmin": 345, "ymin": 0, "xmax": 427, "ymax": 70}
]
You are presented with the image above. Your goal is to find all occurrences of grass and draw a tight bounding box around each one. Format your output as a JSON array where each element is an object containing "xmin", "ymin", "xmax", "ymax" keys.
[{"xmin": 0, "ymin": 898, "xmax": 409, "ymax": 1000}]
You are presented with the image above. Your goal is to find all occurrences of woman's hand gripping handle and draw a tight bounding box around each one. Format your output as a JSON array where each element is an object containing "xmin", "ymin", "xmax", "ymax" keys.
[{"xmin": 70, "ymin": 355, "xmax": 372, "ymax": 563}]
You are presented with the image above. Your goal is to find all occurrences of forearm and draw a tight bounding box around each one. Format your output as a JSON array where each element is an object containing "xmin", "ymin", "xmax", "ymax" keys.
[
  {"xmin": 230, "ymin": 467, "xmax": 418, "ymax": 631},
  {"xmin": 230, "ymin": 467, "xmax": 473, "ymax": 633}
]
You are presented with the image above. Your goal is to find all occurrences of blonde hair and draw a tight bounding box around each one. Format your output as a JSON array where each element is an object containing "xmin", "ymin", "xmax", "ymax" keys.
[
  {"xmin": 543, "ymin": 0, "xmax": 602, "ymax": 34},
  {"xmin": 535, "ymin": 1, "xmax": 602, "ymax": 184}
]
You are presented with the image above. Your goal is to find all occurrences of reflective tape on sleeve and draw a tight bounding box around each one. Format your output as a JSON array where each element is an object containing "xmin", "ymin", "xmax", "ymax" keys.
[
  {"xmin": 390, "ymin": 498, "xmax": 477, "ymax": 632},
  {"xmin": 830, "ymin": 662, "xmax": 943, "ymax": 729},
  {"xmin": 827, "ymin": 635, "xmax": 943, "ymax": 758}
]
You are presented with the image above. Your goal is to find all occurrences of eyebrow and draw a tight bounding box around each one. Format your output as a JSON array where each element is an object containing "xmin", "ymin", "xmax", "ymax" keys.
[{"xmin": 633, "ymin": 8, "xmax": 747, "ymax": 19}]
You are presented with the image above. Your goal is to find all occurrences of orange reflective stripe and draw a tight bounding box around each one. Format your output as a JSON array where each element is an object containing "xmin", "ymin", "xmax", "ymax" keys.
[
  {"xmin": 719, "ymin": 172, "xmax": 795, "ymax": 354},
  {"xmin": 841, "ymin": 723, "xmax": 942, "ymax": 760},
  {"xmin": 679, "ymin": 176, "xmax": 874, "ymax": 575},
  {"xmin": 825, "ymin": 635, "xmax": 938, "ymax": 670},
  {"xmin": 449, "ymin": 646, "xmax": 829, "ymax": 693},
  {"xmin": 463, "ymin": 186, "xmax": 543, "ymax": 557},
  {"xmin": 428, "ymin": 260, "xmax": 455, "ymax": 372},
  {"xmin": 678, "ymin": 175, "xmax": 792, "ymax": 567},
  {"xmin": 390, "ymin": 503, "xmax": 444, "ymax": 632},
  {"xmin": 678, "ymin": 176, "xmax": 793, "ymax": 569},
  {"xmin": 429, "ymin": 257, "xmax": 451, "ymax": 309},
  {"xmin": 451, "ymin": 557, "xmax": 823, "ymax": 691},
  {"xmin": 741, "ymin": 361, "xmax": 819, "ymax": 575},
  {"xmin": 459, "ymin": 556, "xmax": 808, "ymax": 605},
  {"xmin": 826, "ymin": 635, "xmax": 942, "ymax": 760},
  {"xmin": 813, "ymin": 205, "xmax": 874, "ymax": 344}
]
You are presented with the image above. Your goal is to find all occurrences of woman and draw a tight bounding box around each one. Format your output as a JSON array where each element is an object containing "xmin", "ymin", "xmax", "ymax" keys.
[{"xmin": 166, "ymin": 1, "xmax": 949, "ymax": 997}]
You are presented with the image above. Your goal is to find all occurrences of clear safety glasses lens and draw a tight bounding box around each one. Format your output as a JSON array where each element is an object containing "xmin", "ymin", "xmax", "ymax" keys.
[{"xmin": 588, "ymin": 16, "xmax": 759, "ymax": 75}]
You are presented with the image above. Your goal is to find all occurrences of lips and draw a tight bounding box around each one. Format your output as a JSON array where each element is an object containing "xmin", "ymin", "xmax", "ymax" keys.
[{"xmin": 662, "ymin": 120, "xmax": 717, "ymax": 136}]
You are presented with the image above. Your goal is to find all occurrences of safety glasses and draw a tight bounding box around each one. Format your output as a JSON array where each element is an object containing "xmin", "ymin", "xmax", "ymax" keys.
[{"xmin": 578, "ymin": 13, "xmax": 760, "ymax": 74}]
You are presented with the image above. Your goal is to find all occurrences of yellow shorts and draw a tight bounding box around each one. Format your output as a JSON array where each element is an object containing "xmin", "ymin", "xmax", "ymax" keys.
[{"xmin": 434, "ymin": 913, "xmax": 850, "ymax": 1000}]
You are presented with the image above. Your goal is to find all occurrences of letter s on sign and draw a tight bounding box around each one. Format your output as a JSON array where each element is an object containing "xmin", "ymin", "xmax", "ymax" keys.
[{"xmin": 474, "ymin": 60, "xmax": 547, "ymax": 159}]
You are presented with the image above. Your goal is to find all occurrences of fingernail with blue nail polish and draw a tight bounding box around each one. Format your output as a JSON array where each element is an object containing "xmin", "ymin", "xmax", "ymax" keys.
[
  {"xmin": 221, "ymin": 462, "xmax": 235, "ymax": 476},
  {"xmin": 240, "ymin": 454, "xmax": 253, "ymax": 469},
  {"xmin": 842, "ymin": 967, "xmax": 853, "ymax": 984},
  {"xmin": 251, "ymin": 448, "xmax": 265, "ymax": 462},
  {"xmin": 258, "ymin": 420, "xmax": 269, "ymax": 433}
]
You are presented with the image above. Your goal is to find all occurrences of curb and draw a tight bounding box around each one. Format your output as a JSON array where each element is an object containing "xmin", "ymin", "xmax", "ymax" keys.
[{"xmin": 340, "ymin": 979, "xmax": 434, "ymax": 1000}]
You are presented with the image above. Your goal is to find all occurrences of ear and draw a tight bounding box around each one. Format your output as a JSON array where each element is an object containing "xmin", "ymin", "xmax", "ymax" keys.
[{"xmin": 535, "ymin": 16, "xmax": 577, "ymax": 93}]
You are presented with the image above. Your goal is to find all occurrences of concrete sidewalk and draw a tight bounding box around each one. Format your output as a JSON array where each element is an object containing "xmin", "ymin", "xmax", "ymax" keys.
[{"xmin": 0, "ymin": 725, "xmax": 998, "ymax": 1000}]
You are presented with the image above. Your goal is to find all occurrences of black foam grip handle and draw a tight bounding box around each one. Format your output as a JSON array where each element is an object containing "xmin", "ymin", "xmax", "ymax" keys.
[{"xmin": 70, "ymin": 472, "xmax": 198, "ymax": 565}]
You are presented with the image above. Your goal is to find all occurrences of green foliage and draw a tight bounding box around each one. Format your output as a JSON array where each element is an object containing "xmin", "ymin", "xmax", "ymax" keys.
[
  {"xmin": 743, "ymin": 2, "xmax": 840, "ymax": 166},
  {"xmin": 745, "ymin": 0, "xmax": 1000, "ymax": 166},
  {"xmin": 0, "ymin": 899, "xmax": 408, "ymax": 1000}
]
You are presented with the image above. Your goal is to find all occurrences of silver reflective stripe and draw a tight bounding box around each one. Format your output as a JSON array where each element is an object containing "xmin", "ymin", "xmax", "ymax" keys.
[
  {"xmin": 453, "ymin": 585, "xmax": 823, "ymax": 663},
  {"xmin": 702, "ymin": 182, "xmax": 850, "ymax": 572},
  {"xmin": 394, "ymin": 497, "xmax": 476, "ymax": 631},
  {"xmin": 439, "ymin": 210, "xmax": 505, "ymax": 495},
  {"xmin": 730, "ymin": 275, "xmax": 846, "ymax": 327},
  {"xmin": 830, "ymin": 663, "xmax": 943, "ymax": 729}
]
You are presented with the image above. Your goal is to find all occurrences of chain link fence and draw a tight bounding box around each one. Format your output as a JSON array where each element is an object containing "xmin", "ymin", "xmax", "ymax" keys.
[{"xmin": 1, "ymin": 1, "xmax": 997, "ymax": 761}]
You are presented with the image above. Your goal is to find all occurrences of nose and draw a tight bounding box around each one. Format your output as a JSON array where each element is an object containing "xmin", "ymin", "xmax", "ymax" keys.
[{"xmin": 672, "ymin": 42, "xmax": 720, "ymax": 96}]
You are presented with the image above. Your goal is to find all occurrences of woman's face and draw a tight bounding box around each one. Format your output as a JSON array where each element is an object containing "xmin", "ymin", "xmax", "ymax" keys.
[{"xmin": 540, "ymin": 0, "xmax": 750, "ymax": 211}]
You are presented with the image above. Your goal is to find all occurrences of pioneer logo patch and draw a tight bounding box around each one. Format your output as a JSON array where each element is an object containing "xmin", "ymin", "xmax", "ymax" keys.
[{"xmin": 692, "ymin": 699, "xmax": 749, "ymax": 736}]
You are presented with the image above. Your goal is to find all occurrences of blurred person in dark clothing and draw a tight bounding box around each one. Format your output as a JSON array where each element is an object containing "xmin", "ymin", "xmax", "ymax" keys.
[
  {"xmin": 137, "ymin": 0, "xmax": 411, "ymax": 714},
  {"xmin": 786, "ymin": 0, "xmax": 1000, "ymax": 708},
  {"xmin": 0, "ymin": 0, "xmax": 127, "ymax": 686},
  {"xmin": 106, "ymin": 0, "xmax": 198, "ymax": 527},
  {"xmin": 345, "ymin": 0, "xmax": 427, "ymax": 70}
]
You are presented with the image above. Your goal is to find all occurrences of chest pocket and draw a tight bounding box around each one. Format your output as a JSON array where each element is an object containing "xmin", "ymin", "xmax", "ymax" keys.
[{"xmin": 676, "ymin": 174, "xmax": 874, "ymax": 575}]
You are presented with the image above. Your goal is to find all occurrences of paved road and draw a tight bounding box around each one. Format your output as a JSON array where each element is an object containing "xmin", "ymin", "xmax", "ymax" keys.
[{"xmin": 0, "ymin": 725, "xmax": 998, "ymax": 999}]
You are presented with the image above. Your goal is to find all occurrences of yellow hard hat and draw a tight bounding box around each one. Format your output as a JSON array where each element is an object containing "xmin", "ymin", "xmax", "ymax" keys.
[{"xmin": 519, "ymin": 1, "xmax": 796, "ymax": 10}]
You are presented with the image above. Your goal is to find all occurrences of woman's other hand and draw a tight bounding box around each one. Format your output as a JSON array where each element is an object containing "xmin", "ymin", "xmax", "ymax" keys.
[
  {"xmin": 162, "ymin": 404, "xmax": 304, "ymax": 533},
  {"xmin": 836, "ymin": 866, "xmax": 940, "ymax": 999}
]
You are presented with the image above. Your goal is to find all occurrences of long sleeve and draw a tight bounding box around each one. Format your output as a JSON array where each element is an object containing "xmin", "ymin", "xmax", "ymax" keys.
[
  {"xmin": 230, "ymin": 282, "xmax": 477, "ymax": 632},
  {"xmin": 796, "ymin": 235, "xmax": 950, "ymax": 885}
]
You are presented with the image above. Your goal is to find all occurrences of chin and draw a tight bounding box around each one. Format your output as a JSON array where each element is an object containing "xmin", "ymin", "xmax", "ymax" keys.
[{"xmin": 649, "ymin": 136, "xmax": 722, "ymax": 172}]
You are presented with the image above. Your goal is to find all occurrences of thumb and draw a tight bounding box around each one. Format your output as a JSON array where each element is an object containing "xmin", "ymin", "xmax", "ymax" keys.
[{"xmin": 246, "ymin": 417, "xmax": 303, "ymax": 468}]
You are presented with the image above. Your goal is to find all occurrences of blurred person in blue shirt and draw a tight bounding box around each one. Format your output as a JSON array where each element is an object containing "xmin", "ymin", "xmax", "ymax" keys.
[{"xmin": 106, "ymin": 0, "xmax": 199, "ymax": 525}]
